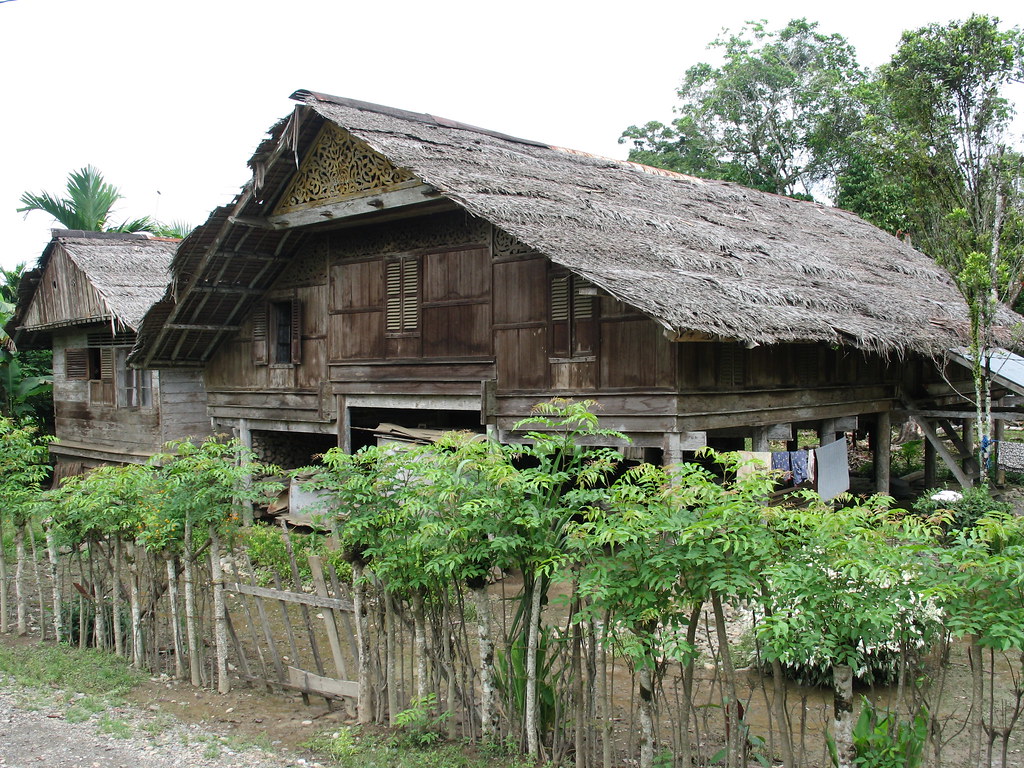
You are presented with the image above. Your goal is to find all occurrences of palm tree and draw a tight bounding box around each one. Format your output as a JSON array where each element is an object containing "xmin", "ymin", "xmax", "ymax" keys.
[{"xmin": 18, "ymin": 165, "xmax": 156, "ymax": 233}]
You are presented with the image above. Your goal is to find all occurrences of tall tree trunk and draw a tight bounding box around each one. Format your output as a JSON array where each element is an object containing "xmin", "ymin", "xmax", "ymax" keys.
[
  {"xmin": 385, "ymin": 590, "xmax": 399, "ymax": 725},
  {"xmin": 832, "ymin": 663, "xmax": 856, "ymax": 768},
  {"xmin": 471, "ymin": 582, "xmax": 497, "ymax": 740},
  {"xmin": 183, "ymin": 520, "xmax": 201, "ymax": 686},
  {"xmin": 679, "ymin": 603, "xmax": 702, "ymax": 768},
  {"xmin": 711, "ymin": 593, "xmax": 742, "ymax": 768},
  {"xmin": 411, "ymin": 589, "xmax": 429, "ymax": 700},
  {"xmin": 29, "ymin": 525, "xmax": 44, "ymax": 640},
  {"xmin": 45, "ymin": 527, "xmax": 61, "ymax": 643},
  {"xmin": 89, "ymin": 546, "xmax": 105, "ymax": 649},
  {"xmin": 112, "ymin": 539, "xmax": 124, "ymax": 656},
  {"xmin": 968, "ymin": 635, "xmax": 984, "ymax": 767},
  {"xmin": 637, "ymin": 664, "xmax": 657, "ymax": 768},
  {"xmin": 129, "ymin": 541, "xmax": 143, "ymax": 668},
  {"xmin": 760, "ymin": 596, "xmax": 795, "ymax": 768},
  {"xmin": 0, "ymin": 513, "xmax": 8, "ymax": 634},
  {"xmin": 15, "ymin": 522, "xmax": 27, "ymax": 636},
  {"xmin": 166, "ymin": 555, "xmax": 185, "ymax": 679},
  {"xmin": 352, "ymin": 562, "xmax": 373, "ymax": 724},
  {"xmin": 525, "ymin": 576, "xmax": 544, "ymax": 760},
  {"xmin": 209, "ymin": 525, "xmax": 229, "ymax": 693}
]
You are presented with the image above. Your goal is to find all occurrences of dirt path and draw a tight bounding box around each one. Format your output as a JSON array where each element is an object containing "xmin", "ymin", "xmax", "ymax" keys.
[{"xmin": 0, "ymin": 680, "xmax": 323, "ymax": 768}]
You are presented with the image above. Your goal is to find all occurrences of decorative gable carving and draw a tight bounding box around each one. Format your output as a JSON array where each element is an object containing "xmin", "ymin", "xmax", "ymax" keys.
[{"xmin": 273, "ymin": 123, "xmax": 416, "ymax": 215}]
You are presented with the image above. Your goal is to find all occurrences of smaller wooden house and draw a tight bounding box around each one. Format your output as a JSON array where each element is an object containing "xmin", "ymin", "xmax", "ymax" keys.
[{"xmin": 8, "ymin": 230, "xmax": 211, "ymax": 470}]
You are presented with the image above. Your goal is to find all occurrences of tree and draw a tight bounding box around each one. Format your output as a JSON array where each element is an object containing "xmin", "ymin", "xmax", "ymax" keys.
[
  {"xmin": 0, "ymin": 265, "xmax": 52, "ymax": 424},
  {"xmin": 620, "ymin": 19, "xmax": 865, "ymax": 199},
  {"xmin": 844, "ymin": 15, "xmax": 1024, "ymax": 273},
  {"xmin": 18, "ymin": 165, "xmax": 157, "ymax": 233}
]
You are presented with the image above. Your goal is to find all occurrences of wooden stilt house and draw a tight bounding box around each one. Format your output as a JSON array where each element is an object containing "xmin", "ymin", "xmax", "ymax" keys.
[
  {"xmin": 9, "ymin": 230, "xmax": 212, "ymax": 471},
  {"xmin": 129, "ymin": 91, "xmax": 1021, "ymax": 489}
]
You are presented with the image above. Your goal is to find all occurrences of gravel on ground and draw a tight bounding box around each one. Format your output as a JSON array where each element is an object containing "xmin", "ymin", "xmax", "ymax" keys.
[{"xmin": 0, "ymin": 680, "xmax": 321, "ymax": 768}]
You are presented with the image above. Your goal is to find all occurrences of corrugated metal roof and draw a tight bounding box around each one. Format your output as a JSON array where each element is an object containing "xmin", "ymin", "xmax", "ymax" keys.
[{"xmin": 949, "ymin": 347, "xmax": 1024, "ymax": 396}]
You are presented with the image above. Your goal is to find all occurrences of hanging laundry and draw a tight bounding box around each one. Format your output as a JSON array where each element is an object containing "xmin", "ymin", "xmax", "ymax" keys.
[
  {"xmin": 815, "ymin": 438, "xmax": 850, "ymax": 502},
  {"xmin": 735, "ymin": 451, "xmax": 771, "ymax": 480},
  {"xmin": 790, "ymin": 450, "xmax": 809, "ymax": 485},
  {"xmin": 771, "ymin": 451, "xmax": 792, "ymax": 482}
]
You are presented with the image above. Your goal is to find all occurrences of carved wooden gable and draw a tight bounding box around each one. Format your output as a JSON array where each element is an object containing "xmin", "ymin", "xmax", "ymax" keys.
[{"xmin": 273, "ymin": 123, "xmax": 417, "ymax": 215}]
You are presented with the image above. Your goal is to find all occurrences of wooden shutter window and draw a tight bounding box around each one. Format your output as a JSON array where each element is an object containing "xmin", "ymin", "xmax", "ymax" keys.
[
  {"xmin": 65, "ymin": 348, "xmax": 89, "ymax": 380},
  {"xmin": 573, "ymin": 291, "xmax": 596, "ymax": 355},
  {"xmin": 550, "ymin": 274, "xmax": 571, "ymax": 357},
  {"xmin": 99, "ymin": 347, "xmax": 114, "ymax": 381},
  {"xmin": 289, "ymin": 298, "xmax": 302, "ymax": 365},
  {"xmin": 252, "ymin": 302, "xmax": 269, "ymax": 365},
  {"xmin": 385, "ymin": 257, "xmax": 419, "ymax": 335}
]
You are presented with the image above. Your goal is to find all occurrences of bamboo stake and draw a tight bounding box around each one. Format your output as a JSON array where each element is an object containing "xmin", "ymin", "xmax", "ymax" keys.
[
  {"xmin": 14, "ymin": 523, "xmax": 27, "ymax": 636},
  {"xmin": 45, "ymin": 527, "xmax": 61, "ymax": 643},
  {"xmin": 183, "ymin": 519, "xmax": 201, "ymax": 686},
  {"xmin": 129, "ymin": 540, "xmax": 143, "ymax": 667},
  {"xmin": 166, "ymin": 556, "xmax": 185, "ymax": 679},
  {"xmin": 0, "ymin": 512, "xmax": 8, "ymax": 633},
  {"xmin": 352, "ymin": 561, "xmax": 372, "ymax": 723},
  {"xmin": 113, "ymin": 539, "xmax": 124, "ymax": 656},
  {"xmin": 209, "ymin": 525, "xmax": 230, "ymax": 693},
  {"xmin": 88, "ymin": 545, "xmax": 104, "ymax": 649},
  {"xmin": 29, "ymin": 526, "xmax": 45, "ymax": 641}
]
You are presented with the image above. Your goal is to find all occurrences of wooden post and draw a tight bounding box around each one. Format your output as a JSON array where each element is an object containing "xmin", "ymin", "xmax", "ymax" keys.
[
  {"xmin": 237, "ymin": 418, "xmax": 254, "ymax": 526},
  {"xmin": 819, "ymin": 418, "xmax": 840, "ymax": 446},
  {"xmin": 751, "ymin": 425, "xmax": 770, "ymax": 453},
  {"xmin": 924, "ymin": 434, "xmax": 938, "ymax": 489},
  {"xmin": 962, "ymin": 418, "xmax": 976, "ymax": 483},
  {"xmin": 874, "ymin": 411, "xmax": 891, "ymax": 495},
  {"xmin": 995, "ymin": 417, "xmax": 1006, "ymax": 485},
  {"xmin": 338, "ymin": 397, "xmax": 352, "ymax": 454}
]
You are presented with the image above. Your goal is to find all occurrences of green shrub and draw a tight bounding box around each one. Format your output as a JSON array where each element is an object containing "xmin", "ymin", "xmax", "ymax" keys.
[
  {"xmin": 240, "ymin": 524, "xmax": 352, "ymax": 585},
  {"xmin": 913, "ymin": 485, "xmax": 1012, "ymax": 535}
]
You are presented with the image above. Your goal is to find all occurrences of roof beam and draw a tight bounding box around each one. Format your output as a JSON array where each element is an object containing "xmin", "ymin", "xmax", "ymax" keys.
[{"xmin": 263, "ymin": 183, "xmax": 442, "ymax": 229}]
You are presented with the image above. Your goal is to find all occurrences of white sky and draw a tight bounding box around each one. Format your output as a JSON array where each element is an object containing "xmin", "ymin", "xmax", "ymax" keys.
[{"xmin": 1, "ymin": 0, "xmax": 1022, "ymax": 270}]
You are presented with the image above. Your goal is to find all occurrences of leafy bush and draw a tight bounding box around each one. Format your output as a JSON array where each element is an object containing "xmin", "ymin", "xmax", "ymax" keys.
[
  {"xmin": 913, "ymin": 485, "xmax": 1012, "ymax": 535},
  {"xmin": 392, "ymin": 694, "xmax": 451, "ymax": 748},
  {"xmin": 828, "ymin": 698, "xmax": 927, "ymax": 768},
  {"xmin": 240, "ymin": 524, "xmax": 352, "ymax": 585}
]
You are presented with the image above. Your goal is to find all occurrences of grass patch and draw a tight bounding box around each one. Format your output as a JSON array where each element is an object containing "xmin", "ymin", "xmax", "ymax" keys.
[
  {"xmin": 0, "ymin": 642, "xmax": 142, "ymax": 697},
  {"xmin": 98, "ymin": 715, "xmax": 134, "ymax": 739},
  {"xmin": 65, "ymin": 695, "xmax": 108, "ymax": 723},
  {"xmin": 305, "ymin": 727, "xmax": 539, "ymax": 768}
]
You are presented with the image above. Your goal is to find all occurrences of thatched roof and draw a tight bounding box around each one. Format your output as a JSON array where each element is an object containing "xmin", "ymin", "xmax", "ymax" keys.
[
  {"xmin": 9, "ymin": 230, "xmax": 176, "ymax": 346},
  {"xmin": 132, "ymin": 91, "xmax": 1021, "ymax": 366}
]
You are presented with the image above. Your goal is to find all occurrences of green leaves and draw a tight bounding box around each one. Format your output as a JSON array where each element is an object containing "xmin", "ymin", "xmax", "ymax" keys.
[
  {"xmin": 622, "ymin": 18, "xmax": 865, "ymax": 198},
  {"xmin": 17, "ymin": 165, "xmax": 160, "ymax": 234}
]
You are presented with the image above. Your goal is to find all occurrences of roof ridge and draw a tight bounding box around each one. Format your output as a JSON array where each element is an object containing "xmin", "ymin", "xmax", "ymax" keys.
[{"xmin": 291, "ymin": 89, "xmax": 550, "ymax": 148}]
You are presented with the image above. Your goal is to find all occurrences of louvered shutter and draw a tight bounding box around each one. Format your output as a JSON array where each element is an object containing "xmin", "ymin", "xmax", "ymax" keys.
[
  {"xmin": 385, "ymin": 260, "xmax": 402, "ymax": 332},
  {"xmin": 385, "ymin": 257, "xmax": 419, "ymax": 334},
  {"xmin": 573, "ymin": 289, "xmax": 596, "ymax": 355},
  {"xmin": 252, "ymin": 302, "xmax": 269, "ymax": 365},
  {"xmin": 401, "ymin": 259, "xmax": 418, "ymax": 332},
  {"xmin": 550, "ymin": 274, "xmax": 570, "ymax": 357},
  {"xmin": 65, "ymin": 349, "xmax": 89, "ymax": 380},
  {"xmin": 290, "ymin": 298, "xmax": 302, "ymax": 365},
  {"xmin": 99, "ymin": 347, "xmax": 115, "ymax": 381}
]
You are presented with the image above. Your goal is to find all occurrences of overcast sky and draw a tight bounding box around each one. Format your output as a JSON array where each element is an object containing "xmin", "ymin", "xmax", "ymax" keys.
[{"xmin": 1, "ymin": 0, "xmax": 1022, "ymax": 270}]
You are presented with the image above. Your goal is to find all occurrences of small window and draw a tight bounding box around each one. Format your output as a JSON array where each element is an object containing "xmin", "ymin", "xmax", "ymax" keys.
[
  {"xmin": 385, "ymin": 256, "xmax": 419, "ymax": 336},
  {"xmin": 117, "ymin": 350, "xmax": 153, "ymax": 408},
  {"xmin": 550, "ymin": 272, "xmax": 596, "ymax": 358},
  {"xmin": 253, "ymin": 298, "xmax": 302, "ymax": 366}
]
